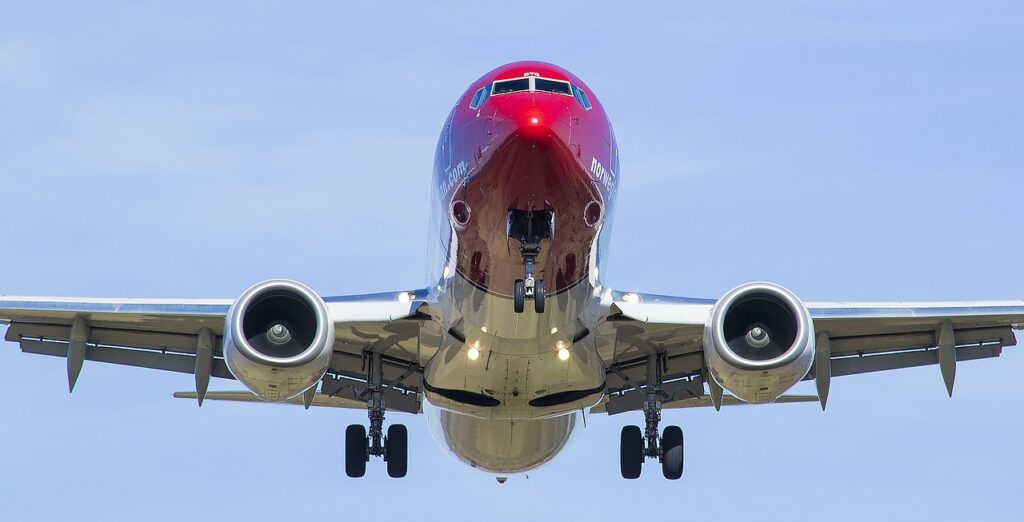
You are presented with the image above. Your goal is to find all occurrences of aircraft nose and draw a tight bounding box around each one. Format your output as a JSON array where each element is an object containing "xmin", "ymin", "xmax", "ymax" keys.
[
  {"xmin": 491, "ymin": 95, "xmax": 573, "ymax": 143},
  {"xmin": 516, "ymin": 106, "xmax": 555, "ymax": 138}
]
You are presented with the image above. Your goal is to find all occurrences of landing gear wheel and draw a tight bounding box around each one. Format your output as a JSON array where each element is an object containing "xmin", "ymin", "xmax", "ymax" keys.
[
  {"xmin": 661, "ymin": 425, "xmax": 684, "ymax": 480},
  {"xmin": 345, "ymin": 424, "xmax": 368, "ymax": 478},
  {"xmin": 620, "ymin": 425, "xmax": 644, "ymax": 479},
  {"xmin": 513, "ymin": 279, "xmax": 525, "ymax": 313},
  {"xmin": 534, "ymin": 279, "xmax": 545, "ymax": 313},
  {"xmin": 385, "ymin": 424, "xmax": 408, "ymax": 478}
]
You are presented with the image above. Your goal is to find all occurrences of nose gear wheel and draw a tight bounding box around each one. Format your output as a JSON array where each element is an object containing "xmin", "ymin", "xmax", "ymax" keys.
[{"xmin": 507, "ymin": 209, "xmax": 553, "ymax": 314}]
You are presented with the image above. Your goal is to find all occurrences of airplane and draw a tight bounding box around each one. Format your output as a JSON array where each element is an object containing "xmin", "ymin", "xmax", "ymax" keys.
[{"xmin": 2, "ymin": 60, "xmax": 1022, "ymax": 480}]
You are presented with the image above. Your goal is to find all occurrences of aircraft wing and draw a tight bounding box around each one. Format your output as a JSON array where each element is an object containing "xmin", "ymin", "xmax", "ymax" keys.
[
  {"xmin": 0, "ymin": 290, "xmax": 435, "ymax": 413},
  {"xmin": 594, "ymin": 290, "xmax": 1024, "ymax": 414}
]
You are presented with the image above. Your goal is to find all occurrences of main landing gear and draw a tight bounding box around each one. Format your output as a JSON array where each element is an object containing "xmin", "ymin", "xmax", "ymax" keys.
[
  {"xmin": 508, "ymin": 209, "xmax": 553, "ymax": 314},
  {"xmin": 620, "ymin": 354, "xmax": 684, "ymax": 480},
  {"xmin": 346, "ymin": 351, "xmax": 408, "ymax": 478}
]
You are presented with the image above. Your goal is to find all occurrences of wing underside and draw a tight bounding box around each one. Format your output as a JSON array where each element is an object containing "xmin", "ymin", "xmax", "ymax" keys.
[
  {"xmin": 593, "ymin": 291, "xmax": 1024, "ymax": 414},
  {"xmin": 0, "ymin": 292, "xmax": 435, "ymax": 413}
]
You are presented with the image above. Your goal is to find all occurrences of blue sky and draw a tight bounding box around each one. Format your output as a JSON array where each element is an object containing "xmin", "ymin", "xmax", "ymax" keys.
[{"xmin": 1, "ymin": 1, "xmax": 1022, "ymax": 519}]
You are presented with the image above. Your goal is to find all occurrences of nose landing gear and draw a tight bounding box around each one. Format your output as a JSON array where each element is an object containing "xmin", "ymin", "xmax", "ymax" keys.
[
  {"xmin": 514, "ymin": 274, "xmax": 545, "ymax": 314},
  {"xmin": 508, "ymin": 209, "xmax": 553, "ymax": 314}
]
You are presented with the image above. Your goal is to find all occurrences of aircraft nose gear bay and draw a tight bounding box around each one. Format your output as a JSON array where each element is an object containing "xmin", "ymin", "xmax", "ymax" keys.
[{"xmin": 2, "ymin": 61, "xmax": 1023, "ymax": 480}]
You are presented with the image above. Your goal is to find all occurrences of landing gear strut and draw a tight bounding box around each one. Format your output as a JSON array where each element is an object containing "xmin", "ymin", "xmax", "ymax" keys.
[
  {"xmin": 508, "ymin": 209, "xmax": 553, "ymax": 314},
  {"xmin": 346, "ymin": 351, "xmax": 408, "ymax": 478},
  {"xmin": 619, "ymin": 354, "xmax": 684, "ymax": 480}
]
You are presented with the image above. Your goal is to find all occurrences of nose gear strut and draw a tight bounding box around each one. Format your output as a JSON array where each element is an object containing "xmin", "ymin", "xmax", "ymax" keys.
[{"xmin": 507, "ymin": 209, "xmax": 553, "ymax": 314}]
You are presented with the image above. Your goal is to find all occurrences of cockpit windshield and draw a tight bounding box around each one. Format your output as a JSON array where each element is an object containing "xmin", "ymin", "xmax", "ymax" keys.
[
  {"xmin": 534, "ymin": 78, "xmax": 572, "ymax": 95},
  {"xmin": 492, "ymin": 78, "xmax": 530, "ymax": 95},
  {"xmin": 477, "ymin": 76, "xmax": 593, "ymax": 111}
]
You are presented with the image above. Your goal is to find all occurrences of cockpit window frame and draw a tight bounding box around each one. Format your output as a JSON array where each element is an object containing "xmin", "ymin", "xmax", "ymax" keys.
[
  {"xmin": 491, "ymin": 77, "xmax": 531, "ymax": 95},
  {"xmin": 469, "ymin": 84, "xmax": 491, "ymax": 109},
  {"xmin": 489, "ymin": 76, "xmax": 578, "ymax": 98},
  {"xmin": 571, "ymin": 85, "xmax": 592, "ymax": 110},
  {"xmin": 533, "ymin": 77, "xmax": 573, "ymax": 96}
]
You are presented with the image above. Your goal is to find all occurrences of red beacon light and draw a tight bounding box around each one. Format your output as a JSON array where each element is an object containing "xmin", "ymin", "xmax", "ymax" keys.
[{"xmin": 520, "ymin": 110, "xmax": 546, "ymax": 136}]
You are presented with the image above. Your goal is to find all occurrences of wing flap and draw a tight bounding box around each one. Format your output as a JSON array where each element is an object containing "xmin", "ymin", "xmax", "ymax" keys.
[
  {"xmin": 17, "ymin": 338, "xmax": 234, "ymax": 379},
  {"xmin": 830, "ymin": 342, "xmax": 1002, "ymax": 378},
  {"xmin": 591, "ymin": 393, "xmax": 819, "ymax": 413},
  {"xmin": 826, "ymin": 325, "xmax": 1015, "ymax": 357},
  {"xmin": 172, "ymin": 391, "xmax": 370, "ymax": 410},
  {"xmin": 663, "ymin": 394, "xmax": 819, "ymax": 410},
  {"xmin": 320, "ymin": 374, "xmax": 421, "ymax": 413},
  {"xmin": 6, "ymin": 322, "xmax": 215, "ymax": 356}
]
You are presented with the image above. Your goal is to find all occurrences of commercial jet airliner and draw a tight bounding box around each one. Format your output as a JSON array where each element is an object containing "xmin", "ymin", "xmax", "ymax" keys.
[{"xmin": 2, "ymin": 61, "xmax": 1022, "ymax": 480}]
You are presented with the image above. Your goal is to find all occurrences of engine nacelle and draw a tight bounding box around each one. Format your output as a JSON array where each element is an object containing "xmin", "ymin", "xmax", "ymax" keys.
[
  {"xmin": 703, "ymin": 282, "xmax": 815, "ymax": 404},
  {"xmin": 223, "ymin": 279, "xmax": 335, "ymax": 401}
]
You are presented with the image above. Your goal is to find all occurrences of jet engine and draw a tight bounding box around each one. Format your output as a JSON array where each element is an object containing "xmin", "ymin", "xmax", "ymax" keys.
[
  {"xmin": 223, "ymin": 279, "xmax": 335, "ymax": 401},
  {"xmin": 703, "ymin": 282, "xmax": 815, "ymax": 404}
]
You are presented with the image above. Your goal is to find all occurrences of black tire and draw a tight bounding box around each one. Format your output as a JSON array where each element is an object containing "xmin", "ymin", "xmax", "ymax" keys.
[
  {"xmin": 620, "ymin": 425, "xmax": 644, "ymax": 479},
  {"xmin": 534, "ymin": 279, "xmax": 545, "ymax": 313},
  {"xmin": 661, "ymin": 425, "xmax": 684, "ymax": 480},
  {"xmin": 386, "ymin": 424, "xmax": 408, "ymax": 478},
  {"xmin": 345, "ymin": 424, "xmax": 367, "ymax": 478},
  {"xmin": 513, "ymin": 279, "xmax": 525, "ymax": 313}
]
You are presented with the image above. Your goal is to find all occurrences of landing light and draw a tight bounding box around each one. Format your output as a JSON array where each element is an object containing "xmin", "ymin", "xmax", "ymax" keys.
[
  {"xmin": 622, "ymin": 293, "xmax": 640, "ymax": 305},
  {"xmin": 467, "ymin": 347, "xmax": 480, "ymax": 361},
  {"xmin": 556, "ymin": 341, "xmax": 570, "ymax": 361},
  {"xmin": 398, "ymin": 292, "xmax": 415, "ymax": 303},
  {"xmin": 529, "ymin": 116, "xmax": 540, "ymax": 125}
]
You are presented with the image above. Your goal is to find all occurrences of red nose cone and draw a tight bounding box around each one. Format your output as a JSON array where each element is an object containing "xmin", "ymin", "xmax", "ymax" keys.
[
  {"xmin": 517, "ymin": 108, "xmax": 552, "ymax": 139},
  {"xmin": 487, "ymin": 88, "xmax": 572, "ymax": 144}
]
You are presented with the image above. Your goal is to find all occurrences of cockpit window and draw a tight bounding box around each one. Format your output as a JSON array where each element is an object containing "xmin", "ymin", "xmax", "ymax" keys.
[
  {"xmin": 469, "ymin": 85, "xmax": 490, "ymax": 109},
  {"xmin": 572, "ymin": 85, "xmax": 592, "ymax": 110},
  {"xmin": 534, "ymin": 78, "xmax": 572, "ymax": 95},
  {"xmin": 492, "ymin": 78, "xmax": 530, "ymax": 95},
  {"xmin": 489, "ymin": 76, "xmax": 592, "ymax": 108}
]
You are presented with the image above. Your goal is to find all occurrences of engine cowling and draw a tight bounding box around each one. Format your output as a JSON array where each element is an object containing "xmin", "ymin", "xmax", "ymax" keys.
[
  {"xmin": 703, "ymin": 282, "xmax": 815, "ymax": 404},
  {"xmin": 223, "ymin": 279, "xmax": 335, "ymax": 401}
]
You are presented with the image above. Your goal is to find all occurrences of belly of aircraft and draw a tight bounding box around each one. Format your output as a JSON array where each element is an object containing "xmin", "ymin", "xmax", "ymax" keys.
[
  {"xmin": 426, "ymin": 401, "xmax": 579, "ymax": 474},
  {"xmin": 423, "ymin": 283, "xmax": 606, "ymax": 419}
]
